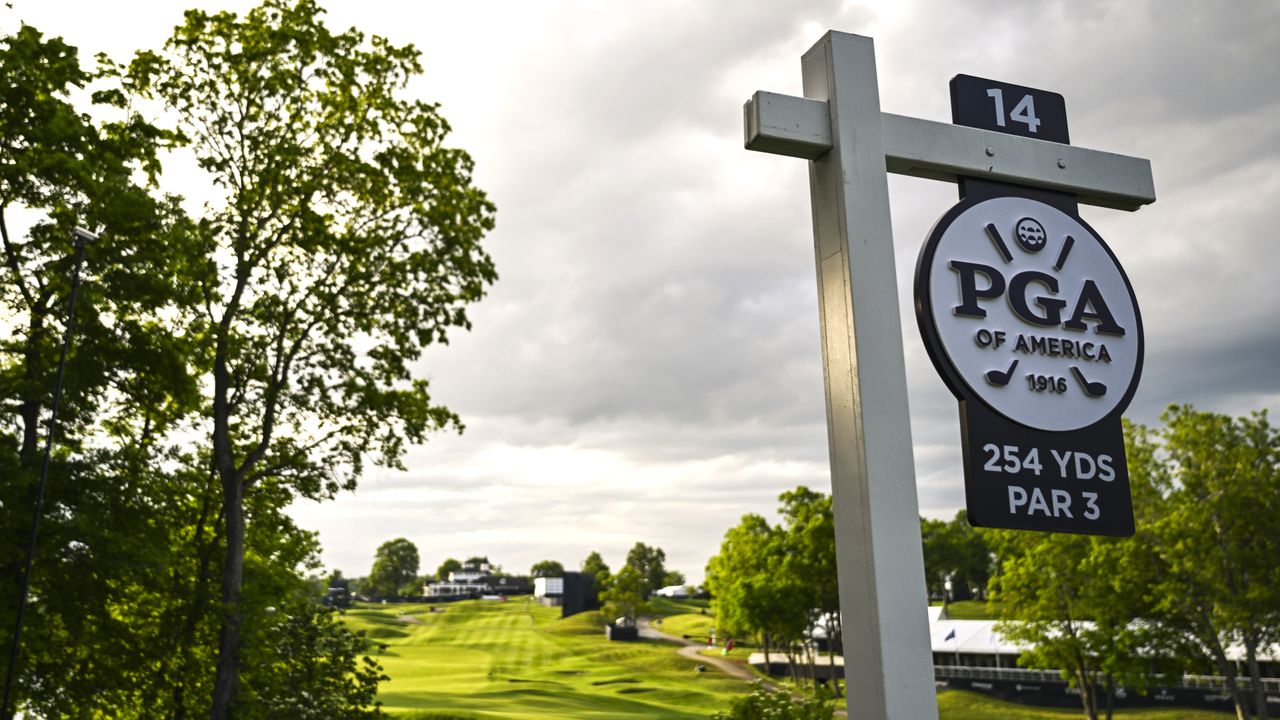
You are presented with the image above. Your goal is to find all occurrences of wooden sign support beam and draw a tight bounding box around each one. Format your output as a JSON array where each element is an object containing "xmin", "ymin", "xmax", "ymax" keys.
[{"xmin": 745, "ymin": 94, "xmax": 1154, "ymax": 211}]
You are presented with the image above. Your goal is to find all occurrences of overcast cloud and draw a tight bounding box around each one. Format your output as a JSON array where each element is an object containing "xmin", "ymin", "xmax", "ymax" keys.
[{"xmin": 17, "ymin": 0, "xmax": 1280, "ymax": 582}]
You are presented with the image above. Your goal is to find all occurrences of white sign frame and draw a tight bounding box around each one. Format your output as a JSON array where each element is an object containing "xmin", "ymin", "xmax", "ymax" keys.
[{"xmin": 743, "ymin": 31, "xmax": 1155, "ymax": 720}]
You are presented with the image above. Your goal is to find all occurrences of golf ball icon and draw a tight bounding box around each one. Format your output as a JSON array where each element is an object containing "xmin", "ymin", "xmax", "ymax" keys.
[{"xmin": 1014, "ymin": 217, "xmax": 1046, "ymax": 253}]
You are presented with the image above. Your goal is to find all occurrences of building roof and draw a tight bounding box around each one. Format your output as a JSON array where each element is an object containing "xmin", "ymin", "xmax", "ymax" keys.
[{"xmin": 927, "ymin": 608, "xmax": 1279, "ymax": 662}]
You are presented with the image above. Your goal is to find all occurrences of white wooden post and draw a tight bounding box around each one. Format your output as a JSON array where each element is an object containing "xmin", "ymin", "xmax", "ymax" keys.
[
  {"xmin": 743, "ymin": 30, "xmax": 1154, "ymax": 719},
  {"xmin": 800, "ymin": 32, "xmax": 937, "ymax": 720}
]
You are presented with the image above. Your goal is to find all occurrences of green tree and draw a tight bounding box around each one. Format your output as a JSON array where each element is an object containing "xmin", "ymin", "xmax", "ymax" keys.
[
  {"xmin": 921, "ymin": 509, "xmax": 991, "ymax": 602},
  {"xmin": 986, "ymin": 529, "xmax": 1152, "ymax": 720},
  {"xmin": 600, "ymin": 564, "xmax": 647, "ymax": 624},
  {"xmin": 1135, "ymin": 407, "xmax": 1280, "ymax": 720},
  {"xmin": 367, "ymin": 538, "xmax": 420, "ymax": 598},
  {"xmin": 778, "ymin": 486, "xmax": 840, "ymax": 695},
  {"xmin": 529, "ymin": 559, "xmax": 564, "ymax": 578},
  {"xmin": 324, "ymin": 569, "xmax": 351, "ymax": 608},
  {"xmin": 127, "ymin": 1, "xmax": 496, "ymax": 714},
  {"xmin": 661, "ymin": 570, "xmax": 686, "ymax": 588},
  {"xmin": 985, "ymin": 409, "xmax": 1280, "ymax": 720},
  {"xmin": 624, "ymin": 541, "xmax": 668, "ymax": 598},
  {"xmin": 704, "ymin": 488, "xmax": 846, "ymax": 693},
  {"xmin": 580, "ymin": 551, "xmax": 610, "ymax": 589},
  {"xmin": 237, "ymin": 601, "xmax": 387, "ymax": 720},
  {"xmin": 236, "ymin": 505, "xmax": 390, "ymax": 720},
  {"xmin": 0, "ymin": 23, "xmax": 195, "ymax": 466},
  {"xmin": 705, "ymin": 513, "xmax": 807, "ymax": 677},
  {"xmin": 0, "ymin": 22, "xmax": 204, "ymax": 717},
  {"xmin": 435, "ymin": 557, "xmax": 462, "ymax": 581}
]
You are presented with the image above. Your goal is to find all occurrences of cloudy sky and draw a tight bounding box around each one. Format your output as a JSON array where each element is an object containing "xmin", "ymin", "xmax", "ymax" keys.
[{"xmin": 18, "ymin": 0, "xmax": 1280, "ymax": 582}]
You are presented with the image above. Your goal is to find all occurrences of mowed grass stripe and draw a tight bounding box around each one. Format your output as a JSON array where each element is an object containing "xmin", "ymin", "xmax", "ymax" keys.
[
  {"xmin": 345, "ymin": 600, "xmax": 746, "ymax": 718},
  {"xmin": 345, "ymin": 601, "xmax": 1235, "ymax": 719}
]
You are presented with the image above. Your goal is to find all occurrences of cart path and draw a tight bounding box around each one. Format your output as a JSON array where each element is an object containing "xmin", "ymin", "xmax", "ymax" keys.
[
  {"xmin": 636, "ymin": 617, "xmax": 773, "ymax": 688},
  {"xmin": 637, "ymin": 618, "xmax": 847, "ymax": 717}
]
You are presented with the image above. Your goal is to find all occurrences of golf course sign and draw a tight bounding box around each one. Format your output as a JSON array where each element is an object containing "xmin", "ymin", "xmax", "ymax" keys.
[{"xmin": 915, "ymin": 76, "xmax": 1143, "ymax": 536}]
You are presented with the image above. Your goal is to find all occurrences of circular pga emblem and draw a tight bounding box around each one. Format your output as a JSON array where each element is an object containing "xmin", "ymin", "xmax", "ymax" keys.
[
  {"xmin": 1014, "ymin": 217, "xmax": 1046, "ymax": 253},
  {"xmin": 916, "ymin": 196, "xmax": 1143, "ymax": 432}
]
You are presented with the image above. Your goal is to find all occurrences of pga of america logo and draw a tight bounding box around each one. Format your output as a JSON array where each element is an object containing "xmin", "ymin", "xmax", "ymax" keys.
[{"xmin": 917, "ymin": 196, "xmax": 1142, "ymax": 432}]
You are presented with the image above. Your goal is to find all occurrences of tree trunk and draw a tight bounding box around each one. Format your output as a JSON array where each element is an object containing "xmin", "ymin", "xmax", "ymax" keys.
[
  {"xmin": 825, "ymin": 618, "xmax": 840, "ymax": 698},
  {"xmin": 1246, "ymin": 629, "xmax": 1268, "ymax": 720},
  {"xmin": 806, "ymin": 642, "xmax": 816, "ymax": 691},
  {"xmin": 18, "ymin": 309, "xmax": 47, "ymax": 466},
  {"xmin": 1104, "ymin": 673, "xmax": 1115, "ymax": 720},
  {"xmin": 1074, "ymin": 666, "xmax": 1099, "ymax": 720},
  {"xmin": 209, "ymin": 297, "xmax": 244, "ymax": 720},
  {"xmin": 833, "ymin": 613, "xmax": 842, "ymax": 697},
  {"xmin": 762, "ymin": 632, "xmax": 771, "ymax": 677},
  {"xmin": 210, "ymin": 476, "xmax": 244, "ymax": 720},
  {"xmin": 1204, "ymin": 629, "xmax": 1249, "ymax": 720},
  {"xmin": 171, "ymin": 483, "xmax": 222, "ymax": 720}
]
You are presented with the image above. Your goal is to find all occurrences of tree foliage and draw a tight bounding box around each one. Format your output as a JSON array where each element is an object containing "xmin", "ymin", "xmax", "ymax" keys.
[
  {"xmin": 238, "ymin": 601, "xmax": 387, "ymax": 720},
  {"xmin": 0, "ymin": 0, "xmax": 493, "ymax": 715},
  {"xmin": 705, "ymin": 513, "xmax": 797, "ymax": 642},
  {"xmin": 580, "ymin": 550, "xmax": 610, "ymax": 589},
  {"xmin": 777, "ymin": 487, "xmax": 841, "ymax": 695},
  {"xmin": 1134, "ymin": 407, "xmax": 1280, "ymax": 720},
  {"xmin": 705, "ymin": 489, "xmax": 833, "ymax": 692},
  {"xmin": 661, "ymin": 570, "xmax": 686, "ymax": 588},
  {"xmin": 624, "ymin": 541, "xmax": 668, "ymax": 598},
  {"xmin": 435, "ymin": 557, "xmax": 462, "ymax": 581},
  {"xmin": 125, "ymin": 1, "xmax": 496, "ymax": 714},
  {"xmin": 921, "ymin": 510, "xmax": 991, "ymax": 601},
  {"xmin": 986, "ymin": 529, "xmax": 1155, "ymax": 720},
  {"xmin": 0, "ymin": 20, "xmax": 203, "ymax": 718},
  {"xmin": 529, "ymin": 559, "xmax": 564, "ymax": 578},
  {"xmin": 600, "ymin": 564, "xmax": 647, "ymax": 624},
  {"xmin": 367, "ymin": 538, "xmax": 421, "ymax": 598},
  {"xmin": 988, "ymin": 407, "xmax": 1280, "ymax": 720}
]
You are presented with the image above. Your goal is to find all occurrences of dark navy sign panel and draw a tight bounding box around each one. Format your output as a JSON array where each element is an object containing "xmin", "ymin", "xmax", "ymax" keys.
[
  {"xmin": 960, "ymin": 402, "xmax": 1133, "ymax": 536},
  {"xmin": 915, "ymin": 187, "xmax": 1142, "ymax": 537},
  {"xmin": 917, "ymin": 76, "xmax": 1142, "ymax": 536},
  {"xmin": 951, "ymin": 74, "xmax": 1069, "ymax": 144}
]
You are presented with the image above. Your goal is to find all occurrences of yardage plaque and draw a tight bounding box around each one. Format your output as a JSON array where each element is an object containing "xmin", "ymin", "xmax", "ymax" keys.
[{"xmin": 915, "ymin": 76, "xmax": 1143, "ymax": 535}]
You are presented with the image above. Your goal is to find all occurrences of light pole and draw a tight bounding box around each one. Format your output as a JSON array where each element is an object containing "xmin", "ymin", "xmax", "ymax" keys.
[{"xmin": 2, "ymin": 227, "xmax": 97, "ymax": 720}]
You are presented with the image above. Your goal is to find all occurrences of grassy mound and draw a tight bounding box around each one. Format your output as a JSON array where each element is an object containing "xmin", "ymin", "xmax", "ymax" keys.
[
  {"xmin": 344, "ymin": 600, "xmax": 747, "ymax": 718},
  {"xmin": 344, "ymin": 602, "xmax": 1233, "ymax": 719}
]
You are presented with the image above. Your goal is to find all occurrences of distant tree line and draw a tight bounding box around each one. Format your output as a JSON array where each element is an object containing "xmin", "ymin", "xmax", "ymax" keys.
[
  {"xmin": 703, "ymin": 407, "xmax": 1280, "ymax": 719},
  {"xmin": 346, "ymin": 539, "xmax": 691, "ymax": 623},
  {"xmin": 338, "ymin": 548, "xmax": 512, "ymax": 600}
]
